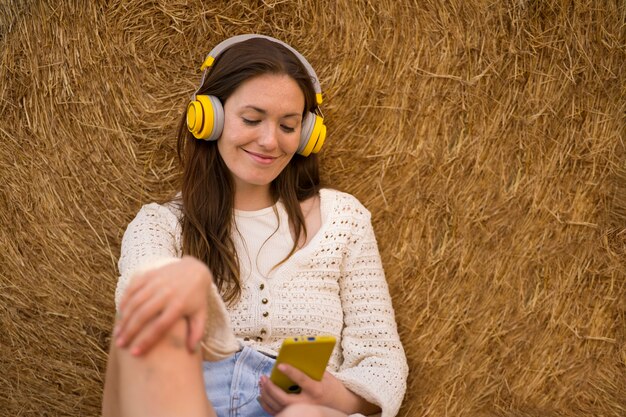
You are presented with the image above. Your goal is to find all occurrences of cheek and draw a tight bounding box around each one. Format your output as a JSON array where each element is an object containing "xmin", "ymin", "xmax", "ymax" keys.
[
  {"xmin": 217, "ymin": 122, "xmax": 245, "ymax": 157},
  {"xmin": 220, "ymin": 118, "xmax": 240, "ymax": 142},
  {"xmin": 216, "ymin": 135, "xmax": 238, "ymax": 170},
  {"xmin": 283, "ymin": 134, "xmax": 301, "ymax": 155}
]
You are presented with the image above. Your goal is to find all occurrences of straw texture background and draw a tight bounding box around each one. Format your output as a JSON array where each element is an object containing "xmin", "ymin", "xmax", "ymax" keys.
[{"xmin": 1, "ymin": 0, "xmax": 624, "ymax": 416}]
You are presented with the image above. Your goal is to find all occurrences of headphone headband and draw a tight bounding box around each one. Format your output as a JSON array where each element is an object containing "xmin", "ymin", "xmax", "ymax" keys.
[{"xmin": 196, "ymin": 34, "xmax": 323, "ymax": 106}]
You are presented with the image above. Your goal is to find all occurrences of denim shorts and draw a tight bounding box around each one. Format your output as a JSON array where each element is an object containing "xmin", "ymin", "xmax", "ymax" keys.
[{"xmin": 202, "ymin": 346, "xmax": 275, "ymax": 417}]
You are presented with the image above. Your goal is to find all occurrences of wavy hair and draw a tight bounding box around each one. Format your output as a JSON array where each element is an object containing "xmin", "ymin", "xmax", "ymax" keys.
[{"xmin": 176, "ymin": 38, "xmax": 322, "ymax": 304}]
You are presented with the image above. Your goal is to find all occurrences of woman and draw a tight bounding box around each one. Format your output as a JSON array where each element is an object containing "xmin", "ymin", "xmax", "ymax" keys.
[{"xmin": 102, "ymin": 35, "xmax": 408, "ymax": 417}]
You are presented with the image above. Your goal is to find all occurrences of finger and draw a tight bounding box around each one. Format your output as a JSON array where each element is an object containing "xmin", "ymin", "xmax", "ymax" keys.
[
  {"xmin": 275, "ymin": 363, "xmax": 314, "ymax": 390},
  {"xmin": 259, "ymin": 376, "xmax": 287, "ymax": 413},
  {"xmin": 118, "ymin": 269, "xmax": 154, "ymax": 313},
  {"xmin": 258, "ymin": 391, "xmax": 280, "ymax": 416},
  {"xmin": 257, "ymin": 395, "xmax": 278, "ymax": 416},
  {"xmin": 128, "ymin": 302, "xmax": 185, "ymax": 355},
  {"xmin": 261, "ymin": 374, "xmax": 294, "ymax": 406},
  {"xmin": 116, "ymin": 281, "xmax": 161, "ymax": 342},
  {"xmin": 116, "ymin": 282, "xmax": 156, "ymax": 336},
  {"xmin": 186, "ymin": 311, "xmax": 206, "ymax": 353},
  {"xmin": 116, "ymin": 287, "xmax": 173, "ymax": 347}
]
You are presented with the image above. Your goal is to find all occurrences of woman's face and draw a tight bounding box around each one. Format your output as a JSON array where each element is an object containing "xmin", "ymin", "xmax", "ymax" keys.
[{"xmin": 218, "ymin": 73, "xmax": 305, "ymax": 196}]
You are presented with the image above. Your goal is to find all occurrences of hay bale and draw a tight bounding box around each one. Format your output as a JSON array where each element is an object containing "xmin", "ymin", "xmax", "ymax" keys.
[{"xmin": 0, "ymin": 0, "xmax": 624, "ymax": 416}]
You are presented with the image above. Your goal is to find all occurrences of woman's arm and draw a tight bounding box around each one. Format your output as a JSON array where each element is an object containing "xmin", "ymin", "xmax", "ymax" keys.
[
  {"xmin": 258, "ymin": 364, "xmax": 380, "ymax": 416},
  {"xmin": 114, "ymin": 204, "xmax": 210, "ymax": 355},
  {"xmin": 115, "ymin": 256, "xmax": 213, "ymax": 356},
  {"xmin": 115, "ymin": 203, "xmax": 182, "ymax": 309},
  {"xmin": 259, "ymin": 195, "xmax": 407, "ymax": 417},
  {"xmin": 332, "ymin": 201, "xmax": 409, "ymax": 417}
]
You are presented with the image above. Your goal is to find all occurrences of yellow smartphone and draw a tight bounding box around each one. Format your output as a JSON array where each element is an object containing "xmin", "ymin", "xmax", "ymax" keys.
[{"xmin": 269, "ymin": 335, "xmax": 336, "ymax": 393}]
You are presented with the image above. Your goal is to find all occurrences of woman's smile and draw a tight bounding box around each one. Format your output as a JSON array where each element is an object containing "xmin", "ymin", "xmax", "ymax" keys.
[
  {"xmin": 217, "ymin": 72, "xmax": 305, "ymax": 208},
  {"xmin": 242, "ymin": 148, "xmax": 280, "ymax": 165}
]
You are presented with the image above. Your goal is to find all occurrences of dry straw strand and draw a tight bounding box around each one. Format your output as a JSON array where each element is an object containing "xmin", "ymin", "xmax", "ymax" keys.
[{"xmin": 1, "ymin": 0, "xmax": 624, "ymax": 416}]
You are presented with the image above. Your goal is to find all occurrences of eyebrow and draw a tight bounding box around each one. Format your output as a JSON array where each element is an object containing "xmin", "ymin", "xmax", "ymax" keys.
[{"xmin": 243, "ymin": 105, "xmax": 301, "ymax": 119}]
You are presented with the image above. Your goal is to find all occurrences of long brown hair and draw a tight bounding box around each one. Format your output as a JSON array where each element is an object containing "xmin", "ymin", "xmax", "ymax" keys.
[{"xmin": 176, "ymin": 38, "xmax": 321, "ymax": 304}]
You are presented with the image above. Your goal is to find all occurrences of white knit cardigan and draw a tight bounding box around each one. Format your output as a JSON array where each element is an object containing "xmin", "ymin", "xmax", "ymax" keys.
[{"xmin": 116, "ymin": 188, "xmax": 408, "ymax": 417}]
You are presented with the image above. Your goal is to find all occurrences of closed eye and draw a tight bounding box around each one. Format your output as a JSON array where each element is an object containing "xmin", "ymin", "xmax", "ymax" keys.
[
  {"xmin": 281, "ymin": 125, "xmax": 296, "ymax": 133},
  {"xmin": 242, "ymin": 118, "xmax": 260, "ymax": 126}
]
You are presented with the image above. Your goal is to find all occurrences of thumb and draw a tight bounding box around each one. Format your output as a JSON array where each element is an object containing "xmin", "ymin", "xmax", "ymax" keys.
[
  {"xmin": 187, "ymin": 312, "xmax": 205, "ymax": 353},
  {"xmin": 277, "ymin": 363, "xmax": 311, "ymax": 387}
]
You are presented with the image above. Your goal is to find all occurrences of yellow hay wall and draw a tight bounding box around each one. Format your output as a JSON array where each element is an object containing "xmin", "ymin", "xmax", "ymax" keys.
[{"xmin": 1, "ymin": 1, "xmax": 624, "ymax": 416}]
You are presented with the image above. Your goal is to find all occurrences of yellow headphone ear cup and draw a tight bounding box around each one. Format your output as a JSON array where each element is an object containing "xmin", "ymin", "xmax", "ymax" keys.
[
  {"xmin": 311, "ymin": 123, "xmax": 326, "ymax": 154},
  {"xmin": 298, "ymin": 113, "xmax": 325, "ymax": 157},
  {"xmin": 196, "ymin": 95, "xmax": 215, "ymax": 140},
  {"xmin": 187, "ymin": 100, "xmax": 203, "ymax": 137},
  {"xmin": 186, "ymin": 95, "xmax": 224, "ymax": 140}
]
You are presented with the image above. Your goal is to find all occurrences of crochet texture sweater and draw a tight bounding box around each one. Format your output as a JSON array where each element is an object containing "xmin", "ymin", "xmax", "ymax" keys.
[{"xmin": 115, "ymin": 188, "xmax": 408, "ymax": 417}]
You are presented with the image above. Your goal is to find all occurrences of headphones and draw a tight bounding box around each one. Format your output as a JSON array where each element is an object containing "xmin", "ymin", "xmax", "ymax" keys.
[{"xmin": 186, "ymin": 34, "xmax": 326, "ymax": 157}]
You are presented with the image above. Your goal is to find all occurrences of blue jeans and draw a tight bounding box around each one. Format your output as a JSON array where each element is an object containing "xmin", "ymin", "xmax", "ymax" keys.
[{"xmin": 203, "ymin": 346, "xmax": 275, "ymax": 417}]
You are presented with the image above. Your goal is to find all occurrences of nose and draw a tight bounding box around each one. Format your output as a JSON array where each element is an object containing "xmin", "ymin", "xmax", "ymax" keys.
[{"xmin": 257, "ymin": 123, "xmax": 279, "ymax": 150}]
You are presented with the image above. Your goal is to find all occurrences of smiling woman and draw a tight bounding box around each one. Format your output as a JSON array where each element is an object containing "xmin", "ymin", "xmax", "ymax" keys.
[
  {"xmin": 218, "ymin": 73, "xmax": 305, "ymax": 209},
  {"xmin": 101, "ymin": 35, "xmax": 408, "ymax": 417}
]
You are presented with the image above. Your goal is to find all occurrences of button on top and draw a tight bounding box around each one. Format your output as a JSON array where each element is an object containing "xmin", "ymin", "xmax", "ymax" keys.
[
  {"xmin": 262, "ymin": 311, "xmax": 269, "ymax": 317},
  {"xmin": 261, "ymin": 298, "xmax": 268, "ymax": 304},
  {"xmin": 259, "ymin": 283, "xmax": 265, "ymax": 290}
]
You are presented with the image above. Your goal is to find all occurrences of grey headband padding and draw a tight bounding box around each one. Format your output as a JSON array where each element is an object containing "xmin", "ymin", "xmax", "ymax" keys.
[
  {"xmin": 203, "ymin": 34, "xmax": 322, "ymax": 97},
  {"xmin": 297, "ymin": 112, "xmax": 316, "ymax": 154},
  {"xmin": 207, "ymin": 95, "xmax": 224, "ymax": 141}
]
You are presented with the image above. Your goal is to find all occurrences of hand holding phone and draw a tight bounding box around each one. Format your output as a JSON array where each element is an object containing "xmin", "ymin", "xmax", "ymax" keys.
[{"xmin": 269, "ymin": 336, "xmax": 336, "ymax": 393}]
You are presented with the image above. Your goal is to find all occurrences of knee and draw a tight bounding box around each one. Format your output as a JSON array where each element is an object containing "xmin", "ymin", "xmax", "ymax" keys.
[{"xmin": 114, "ymin": 317, "xmax": 193, "ymax": 368}]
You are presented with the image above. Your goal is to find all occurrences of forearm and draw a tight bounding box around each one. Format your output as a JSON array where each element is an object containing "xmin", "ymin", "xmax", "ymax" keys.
[{"xmin": 331, "ymin": 383, "xmax": 381, "ymax": 416}]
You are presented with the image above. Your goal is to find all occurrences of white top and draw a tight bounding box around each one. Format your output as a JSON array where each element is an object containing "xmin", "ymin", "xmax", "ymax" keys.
[
  {"xmin": 116, "ymin": 188, "xmax": 408, "ymax": 417},
  {"xmin": 232, "ymin": 204, "xmax": 294, "ymax": 283}
]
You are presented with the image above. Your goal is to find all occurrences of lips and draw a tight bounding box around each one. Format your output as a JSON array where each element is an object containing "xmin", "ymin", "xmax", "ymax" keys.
[{"xmin": 244, "ymin": 149, "xmax": 279, "ymax": 165}]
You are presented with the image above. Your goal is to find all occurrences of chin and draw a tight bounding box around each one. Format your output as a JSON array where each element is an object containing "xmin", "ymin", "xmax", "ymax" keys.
[
  {"xmin": 249, "ymin": 171, "xmax": 282, "ymax": 185},
  {"xmin": 242, "ymin": 176, "xmax": 276, "ymax": 187}
]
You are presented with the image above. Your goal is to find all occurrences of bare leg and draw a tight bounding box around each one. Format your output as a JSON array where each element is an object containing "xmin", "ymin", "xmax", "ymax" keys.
[
  {"xmin": 102, "ymin": 318, "xmax": 215, "ymax": 417},
  {"xmin": 102, "ymin": 333, "xmax": 121, "ymax": 417}
]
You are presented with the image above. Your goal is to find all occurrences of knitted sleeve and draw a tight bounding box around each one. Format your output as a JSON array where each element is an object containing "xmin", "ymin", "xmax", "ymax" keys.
[
  {"xmin": 115, "ymin": 203, "xmax": 181, "ymax": 310},
  {"xmin": 333, "ymin": 203, "xmax": 408, "ymax": 417},
  {"xmin": 114, "ymin": 203, "xmax": 239, "ymax": 361}
]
